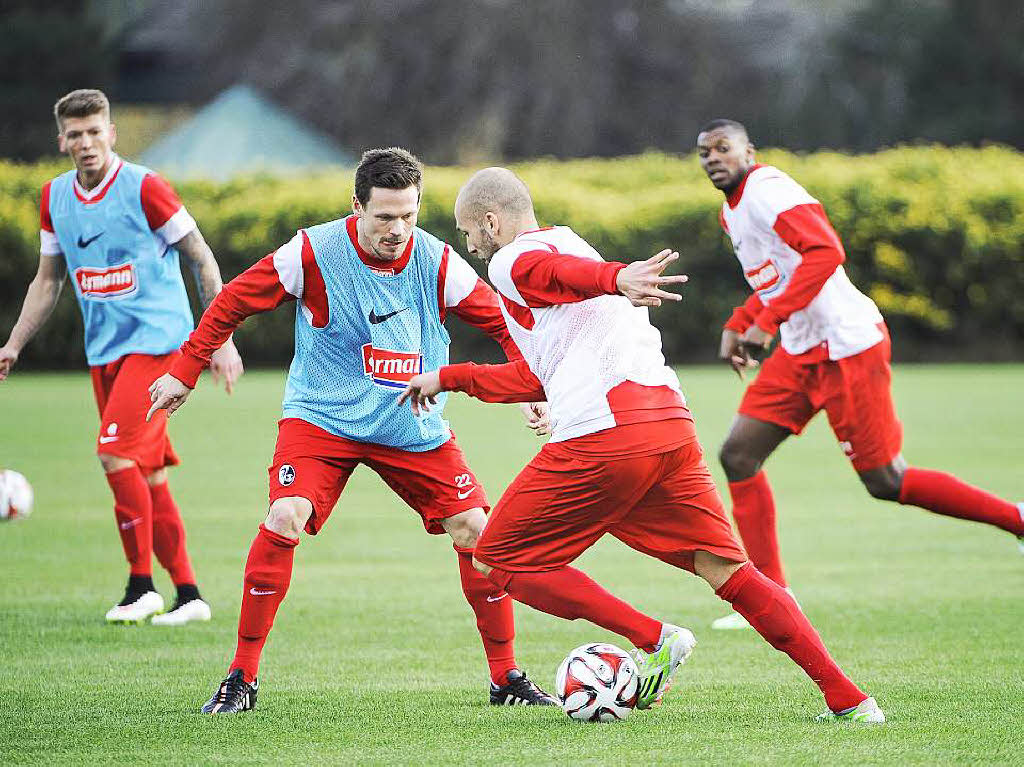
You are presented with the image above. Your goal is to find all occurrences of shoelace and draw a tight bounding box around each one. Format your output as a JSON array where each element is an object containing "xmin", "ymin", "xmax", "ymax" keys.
[{"xmin": 213, "ymin": 677, "xmax": 246, "ymax": 705}]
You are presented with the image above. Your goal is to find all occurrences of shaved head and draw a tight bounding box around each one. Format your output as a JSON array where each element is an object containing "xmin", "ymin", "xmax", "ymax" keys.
[
  {"xmin": 455, "ymin": 167, "xmax": 534, "ymax": 223},
  {"xmin": 454, "ymin": 167, "xmax": 539, "ymax": 262}
]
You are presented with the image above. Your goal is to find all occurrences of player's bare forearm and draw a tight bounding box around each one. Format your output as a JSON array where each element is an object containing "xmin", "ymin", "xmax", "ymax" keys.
[
  {"xmin": 3, "ymin": 258, "xmax": 67, "ymax": 354},
  {"xmin": 176, "ymin": 229, "xmax": 224, "ymax": 310}
]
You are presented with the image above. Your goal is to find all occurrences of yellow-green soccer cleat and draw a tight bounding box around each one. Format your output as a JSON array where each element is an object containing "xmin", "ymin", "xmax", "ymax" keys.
[
  {"xmin": 633, "ymin": 625, "xmax": 697, "ymax": 709},
  {"xmin": 815, "ymin": 696, "xmax": 886, "ymax": 724}
]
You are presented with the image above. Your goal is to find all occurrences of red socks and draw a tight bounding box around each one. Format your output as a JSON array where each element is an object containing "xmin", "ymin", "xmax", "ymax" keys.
[
  {"xmin": 717, "ymin": 562, "xmax": 865, "ymax": 712},
  {"xmin": 105, "ymin": 466, "xmax": 153, "ymax": 577},
  {"xmin": 899, "ymin": 467, "xmax": 1023, "ymax": 536},
  {"xmin": 149, "ymin": 481, "xmax": 197, "ymax": 586},
  {"xmin": 728, "ymin": 472, "xmax": 787, "ymax": 587},
  {"xmin": 455, "ymin": 547, "xmax": 517, "ymax": 685},
  {"xmin": 231, "ymin": 524, "xmax": 298, "ymax": 683},
  {"xmin": 487, "ymin": 565, "xmax": 662, "ymax": 653}
]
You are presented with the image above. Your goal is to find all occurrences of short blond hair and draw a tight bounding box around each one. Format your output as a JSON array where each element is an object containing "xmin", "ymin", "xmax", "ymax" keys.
[{"xmin": 54, "ymin": 89, "xmax": 110, "ymax": 131}]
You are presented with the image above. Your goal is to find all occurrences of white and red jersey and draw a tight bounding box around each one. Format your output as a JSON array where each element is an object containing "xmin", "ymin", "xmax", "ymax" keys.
[
  {"xmin": 441, "ymin": 226, "xmax": 689, "ymax": 444},
  {"xmin": 720, "ymin": 164, "xmax": 883, "ymax": 360},
  {"xmin": 171, "ymin": 215, "xmax": 519, "ymax": 387}
]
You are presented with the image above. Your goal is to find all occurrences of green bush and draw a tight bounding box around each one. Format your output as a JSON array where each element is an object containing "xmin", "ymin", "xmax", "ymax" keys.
[{"xmin": 2, "ymin": 146, "xmax": 1023, "ymax": 369}]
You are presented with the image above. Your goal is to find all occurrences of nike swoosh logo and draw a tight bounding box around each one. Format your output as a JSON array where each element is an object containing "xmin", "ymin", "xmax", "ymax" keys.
[
  {"xmin": 119, "ymin": 518, "xmax": 141, "ymax": 530},
  {"xmin": 77, "ymin": 232, "xmax": 104, "ymax": 248},
  {"xmin": 485, "ymin": 593, "xmax": 508, "ymax": 603},
  {"xmin": 457, "ymin": 488, "xmax": 475, "ymax": 500},
  {"xmin": 368, "ymin": 307, "xmax": 408, "ymax": 324},
  {"xmin": 99, "ymin": 436, "xmax": 119, "ymax": 443},
  {"xmin": 249, "ymin": 588, "xmax": 277, "ymax": 596}
]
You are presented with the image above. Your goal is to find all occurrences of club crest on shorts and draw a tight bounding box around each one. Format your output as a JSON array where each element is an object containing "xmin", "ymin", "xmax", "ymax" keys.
[
  {"xmin": 361, "ymin": 343, "xmax": 422, "ymax": 389},
  {"xmin": 278, "ymin": 464, "xmax": 296, "ymax": 486}
]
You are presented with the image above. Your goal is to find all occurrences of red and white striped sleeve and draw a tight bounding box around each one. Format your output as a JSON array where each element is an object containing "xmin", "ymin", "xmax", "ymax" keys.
[
  {"xmin": 140, "ymin": 173, "xmax": 197, "ymax": 246},
  {"xmin": 39, "ymin": 181, "xmax": 62, "ymax": 256},
  {"xmin": 170, "ymin": 231, "xmax": 324, "ymax": 387},
  {"xmin": 439, "ymin": 247, "xmax": 522, "ymax": 360},
  {"xmin": 489, "ymin": 246, "xmax": 625, "ymax": 309}
]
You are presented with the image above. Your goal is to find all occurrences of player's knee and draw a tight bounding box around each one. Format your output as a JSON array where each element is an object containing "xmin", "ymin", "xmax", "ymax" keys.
[
  {"xmin": 718, "ymin": 439, "xmax": 760, "ymax": 480},
  {"xmin": 471, "ymin": 555, "xmax": 492, "ymax": 577},
  {"xmin": 98, "ymin": 453, "xmax": 135, "ymax": 474},
  {"xmin": 265, "ymin": 497, "xmax": 313, "ymax": 538},
  {"xmin": 860, "ymin": 468, "xmax": 903, "ymax": 501},
  {"xmin": 442, "ymin": 508, "xmax": 486, "ymax": 550}
]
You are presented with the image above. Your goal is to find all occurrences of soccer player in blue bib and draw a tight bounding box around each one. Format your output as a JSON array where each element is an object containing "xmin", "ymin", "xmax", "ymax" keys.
[
  {"xmin": 148, "ymin": 148, "xmax": 556, "ymax": 713},
  {"xmin": 0, "ymin": 89, "xmax": 243, "ymax": 625}
]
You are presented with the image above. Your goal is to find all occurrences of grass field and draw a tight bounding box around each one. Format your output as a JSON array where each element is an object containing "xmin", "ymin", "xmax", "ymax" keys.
[{"xmin": 1, "ymin": 365, "xmax": 1021, "ymax": 765}]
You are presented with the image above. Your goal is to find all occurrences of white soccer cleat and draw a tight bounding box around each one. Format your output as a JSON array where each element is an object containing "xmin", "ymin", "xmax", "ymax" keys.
[
  {"xmin": 105, "ymin": 591, "xmax": 164, "ymax": 625},
  {"xmin": 815, "ymin": 696, "xmax": 886, "ymax": 724},
  {"xmin": 151, "ymin": 598, "xmax": 212, "ymax": 626},
  {"xmin": 712, "ymin": 587, "xmax": 800, "ymax": 630}
]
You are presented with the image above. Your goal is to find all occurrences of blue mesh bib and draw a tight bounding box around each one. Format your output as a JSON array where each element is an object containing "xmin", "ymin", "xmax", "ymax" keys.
[
  {"xmin": 282, "ymin": 218, "xmax": 453, "ymax": 450},
  {"xmin": 48, "ymin": 162, "xmax": 193, "ymax": 365}
]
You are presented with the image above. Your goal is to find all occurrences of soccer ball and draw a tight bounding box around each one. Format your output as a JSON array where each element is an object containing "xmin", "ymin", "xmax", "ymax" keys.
[
  {"xmin": 0, "ymin": 470, "xmax": 33, "ymax": 521},
  {"xmin": 555, "ymin": 642, "xmax": 639, "ymax": 722}
]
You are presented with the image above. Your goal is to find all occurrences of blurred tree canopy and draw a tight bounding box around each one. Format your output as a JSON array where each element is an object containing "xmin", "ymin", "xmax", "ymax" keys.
[
  {"xmin": 1, "ymin": 0, "xmax": 1021, "ymax": 162},
  {"xmin": 0, "ymin": 1, "xmax": 114, "ymax": 160}
]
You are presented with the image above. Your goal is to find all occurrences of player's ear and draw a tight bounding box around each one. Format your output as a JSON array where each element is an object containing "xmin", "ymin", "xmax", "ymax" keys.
[
  {"xmin": 57, "ymin": 132, "xmax": 66, "ymax": 153},
  {"xmin": 109, "ymin": 122, "xmax": 117, "ymax": 147},
  {"xmin": 484, "ymin": 211, "xmax": 499, "ymax": 236},
  {"xmin": 352, "ymin": 194, "xmax": 363, "ymax": 216}
]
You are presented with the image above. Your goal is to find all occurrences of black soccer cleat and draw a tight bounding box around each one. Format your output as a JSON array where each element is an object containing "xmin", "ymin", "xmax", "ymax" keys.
[
  {"xmin": 489, "ymin": 669, "xmax": 558, "ymax": 706},
  {"xmin": 201, "ymin": 669, "xmax": 258, "ymax": 714}
]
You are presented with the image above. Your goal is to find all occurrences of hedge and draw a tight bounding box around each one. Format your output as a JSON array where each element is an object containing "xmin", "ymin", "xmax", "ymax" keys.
[{"xmin": 2, "ymin": 146, "xmax": 1023, "ymax": 370}]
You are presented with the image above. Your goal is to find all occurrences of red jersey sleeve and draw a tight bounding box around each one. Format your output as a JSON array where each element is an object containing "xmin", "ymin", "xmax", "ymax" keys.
[
  {"xmin": 439, "ymin": 359, "xmax": 546, "ymax": 403},
  {"xmin": 752, "ymin": 203, "xmax": 846, "ymax": 334},
  {"xmin": 40, "ymin": 181, "xmax": 54, "ymax": 232},
  {"xmin": 509, "ymin": 250, "xmax": 625, "ymax": 307},
  {"xmin": 140, "ymin": 174, "xmax": 184, "ymax": 230},
  {"xmin": 171, "ymin": 254, "xmax": 294, "ymax": 387},
  {"xmin": 723, "ymin": 293, "xmax": 765, "ymax": 333},
  {"xmin": 439, "ymin": 246, "xmax": 522, "ymax": 361}
]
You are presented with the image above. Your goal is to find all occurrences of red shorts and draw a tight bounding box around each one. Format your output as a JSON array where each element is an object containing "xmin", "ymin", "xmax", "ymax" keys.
[
  {"xmin": 738, "ymin": 326, "xmax": 903, "ymax": 472},
  {"xmin": 475, "ymin": 439, "xmax": 746, "ymax": 573},
  {"xmin": 90, "ymin": 352, "xmax": 180, "ymax": 473},
  {"xmin": 269, "ymin": 417, "xmax": 489, "ymax": 535}
]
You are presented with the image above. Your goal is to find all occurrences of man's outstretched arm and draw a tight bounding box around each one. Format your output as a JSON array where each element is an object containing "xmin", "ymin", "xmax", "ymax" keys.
[
  {"xmin": 148, "ymin": 239, "xmax": 303, "ymax": 420},
  {"xmin": 0, "ymin": 255, "xmax": 68, "ymax": 381},
  {"xmin": 398, "ymin": 359, "xmax": 546, "ymax": 417}
]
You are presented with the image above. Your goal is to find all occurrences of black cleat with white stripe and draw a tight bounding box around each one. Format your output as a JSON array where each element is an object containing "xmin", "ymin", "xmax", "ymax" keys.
[
  {"xmin": 489, "ymin": 669, "xmax": 558, "ymax": 706},
  {"xmin": 201, "ymin": 669, "xmax": 258, "ymax": 714}
]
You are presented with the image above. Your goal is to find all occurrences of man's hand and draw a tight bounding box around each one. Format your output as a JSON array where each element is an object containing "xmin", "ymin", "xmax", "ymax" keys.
[
  {"xmin": 519, "ymin": 401, "xmax": 550, "ymax": 436},
  {"xmin": 0, "ymin": 345, "xmax": 19, "ymax": 381},
  {"xmin": 719, "ymin": 329, "xmax": 759, "ymax": 380},
  {"xmin": 147, "ymin": 373, "xmax": 194, "ymax": 421},
  {"xmin": 397, "ymin": 370, "xmax": 444, "ymax": 417},
  {"xmin": 209, "ymin": 338, "xmax": 244, "ymax": 394},
  {"xmin": 740, "ymin": 325, "xmax": 774, "ymax": 354},
  {"xmin": 616, "ymin": 249, "xmax": 688, "ymax": 308}
]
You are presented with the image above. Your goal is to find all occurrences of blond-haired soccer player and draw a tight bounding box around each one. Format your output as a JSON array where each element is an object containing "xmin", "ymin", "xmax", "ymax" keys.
[{"xmin": 0, "ymin": 89, "xmax": 243, "ymax": 625}]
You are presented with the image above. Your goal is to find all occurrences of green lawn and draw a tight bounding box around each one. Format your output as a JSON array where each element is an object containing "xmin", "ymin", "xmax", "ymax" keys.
[{"xmin": 0, "ymin": 365, "xmax": 1021, "ymax": 765}]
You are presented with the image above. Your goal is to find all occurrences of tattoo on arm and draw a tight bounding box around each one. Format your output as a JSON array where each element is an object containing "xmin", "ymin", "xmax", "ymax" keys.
[{"xmin": 175, "ymin": 229, "xmax": 224, "ymax": 310}]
